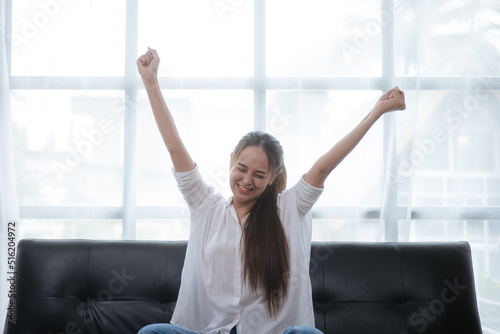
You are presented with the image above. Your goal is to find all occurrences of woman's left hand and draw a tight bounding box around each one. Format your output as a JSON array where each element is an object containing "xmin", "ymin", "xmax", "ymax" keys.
[{"xmin": 374, "ymin": 87, "xmax": 406, "ymax": 115}]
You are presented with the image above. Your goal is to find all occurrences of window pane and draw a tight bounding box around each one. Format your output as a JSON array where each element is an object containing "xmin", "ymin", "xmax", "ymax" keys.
[
  {"xmin": 394, "ymin": 0, "xmax": 500, "ymax": 77},
  {"xmin": 11, "ymin": 90, "xmax": 124, "ymax": 206},
  {"xmin": 397, "ymin": 90, "xmax": 500, "ymax": 207},
  {"xmin": 267, "ymin": 90, "xmax": 384, "ymax": 206},
  {"xmin": 19, "ymin": 219, "xmax": 122, "ymax": 239},
  {"xmin": 136, "ymin": 219, "xmax": 190, "ymax": 241},
  {"xmin": 401, "ymin": 219, "xmax": 500, "ymax": 277},
  {"xmin": 11, "ymin": 0, "xmax": 125, "ymax": 76},
  {"xmin": 312, "ymin": 219, "xmax": 379, "ymax": 241},
  {"xmin": 138, "ymin": 0, "xmax": 253, "ymax": 77},
  {"xmin": 266, "ymin": 0, "xmax": 383, "ymax": 77},
  {"xmin": 136, "ymin": 90, "xmax": 254, "ymax": 206}
]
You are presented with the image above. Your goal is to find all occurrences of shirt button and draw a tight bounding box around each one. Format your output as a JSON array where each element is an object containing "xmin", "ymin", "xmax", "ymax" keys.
[{"xmin": 236, "ymin": 268, "xmax": 240, "ymax": 274}]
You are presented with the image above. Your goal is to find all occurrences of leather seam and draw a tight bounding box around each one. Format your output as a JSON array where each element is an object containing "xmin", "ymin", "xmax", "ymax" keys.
[
  {"xmin": 84, "ymin": 240, "xmax": 94, "ymax": 330},
  {"xmin": 322, "ymin": 245, "xmax": 326, "ymax": 333},
  {"xmin": 394, "ymin": 242, "xmax": 409, "ymax": 334}
]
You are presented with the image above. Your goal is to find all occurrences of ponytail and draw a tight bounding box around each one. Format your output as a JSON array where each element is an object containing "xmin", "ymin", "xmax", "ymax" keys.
[{"xmin": 234, "ymin": 132, "xmax": 289, "ymax": 317}]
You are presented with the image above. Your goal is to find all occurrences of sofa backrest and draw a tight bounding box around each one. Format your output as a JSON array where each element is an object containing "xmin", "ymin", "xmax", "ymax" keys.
[
  {"xmin": 310, "ymin": 241, "xmax": 482, "ymax": 334},
  {"xmin": 4, "ymin": 239, "xmax": 482, "ymax": 334}
]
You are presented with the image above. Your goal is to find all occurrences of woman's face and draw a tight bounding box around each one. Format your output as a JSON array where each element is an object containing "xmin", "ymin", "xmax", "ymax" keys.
[{"xmin": 230, "ymin": 146, "xmax": 275, "ymax": 209}]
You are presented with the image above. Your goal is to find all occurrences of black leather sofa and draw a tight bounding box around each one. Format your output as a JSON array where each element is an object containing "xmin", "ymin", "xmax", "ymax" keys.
[{"xmin": 4, "ymin": 239, "xmax": 482, "ymax": 334}]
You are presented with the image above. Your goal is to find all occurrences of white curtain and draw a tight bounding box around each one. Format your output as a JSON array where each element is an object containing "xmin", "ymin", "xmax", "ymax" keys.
[
  {"xmin": 2, "ymin": 0, "xmax": 500, "ymax": 331},
  {"xmin": 0, "ymin": 0, "xmax": 20, "ymax": 325}
]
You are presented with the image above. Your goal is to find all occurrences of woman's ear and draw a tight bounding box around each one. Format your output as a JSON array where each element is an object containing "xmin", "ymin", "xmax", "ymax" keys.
[{"xmin": 268, "ymin": 174, "xmax": 278, "ymax": 186}]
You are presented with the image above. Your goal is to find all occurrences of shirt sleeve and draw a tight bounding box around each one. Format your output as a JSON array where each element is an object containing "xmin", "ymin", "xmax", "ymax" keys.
[
  {"xmin": 281, "ymin": 175, "xmax": 324, "ymax": 217},
  {"xmin": 172, "ymin": 164, "xmax": 215, "ymax": 209}
]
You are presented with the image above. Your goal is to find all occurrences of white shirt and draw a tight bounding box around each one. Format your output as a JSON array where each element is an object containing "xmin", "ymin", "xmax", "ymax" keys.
[{"xmin": 170, "ymin": 165, "xmax": 323, "ymax": 334}]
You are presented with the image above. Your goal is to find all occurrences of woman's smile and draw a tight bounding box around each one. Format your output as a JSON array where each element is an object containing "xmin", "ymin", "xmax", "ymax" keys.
[{"xmin": 237, "ymin": 183, "xmax": 253, "ymax": 194}]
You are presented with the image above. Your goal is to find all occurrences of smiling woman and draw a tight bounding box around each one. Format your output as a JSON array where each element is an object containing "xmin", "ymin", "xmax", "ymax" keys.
[
  {"xmin": 136, "ymin": 46, "xmax": 405, "ymax": 334},
  {"xmin": 3, "ymin": 0, "xmax": 500, "ymax": 332}
]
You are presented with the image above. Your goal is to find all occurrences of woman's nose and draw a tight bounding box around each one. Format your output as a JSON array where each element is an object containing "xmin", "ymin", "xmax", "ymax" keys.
[{"xmin": 242, "ymin": 174, "xmax": 252, "ymax": 184}]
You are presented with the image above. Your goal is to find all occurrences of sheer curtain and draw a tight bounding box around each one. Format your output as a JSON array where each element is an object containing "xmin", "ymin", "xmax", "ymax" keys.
[
  {"xmin": 3, "ymin": 0, "xmax": 500, "ymax": 331},
  {"xmin": 1, "ymin": 0, "xmax": 19, "ymax": 324}
]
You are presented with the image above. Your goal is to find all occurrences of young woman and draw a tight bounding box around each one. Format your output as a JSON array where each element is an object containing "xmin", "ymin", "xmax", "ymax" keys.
[{"xmin": 136, "ymin": 48, "xmax": 406, "ymax": 334}]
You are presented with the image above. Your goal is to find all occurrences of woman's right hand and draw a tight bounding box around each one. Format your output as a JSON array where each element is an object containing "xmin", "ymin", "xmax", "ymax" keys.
[{"xmin": 137, "ymin": 47, "xmax": 160, "ymax": 88}]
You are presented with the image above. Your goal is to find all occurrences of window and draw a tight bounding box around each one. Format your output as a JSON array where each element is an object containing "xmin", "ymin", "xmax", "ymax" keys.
[{"xmin": 8, "ymin": 0, "xmax": 500, "ymax": 330}]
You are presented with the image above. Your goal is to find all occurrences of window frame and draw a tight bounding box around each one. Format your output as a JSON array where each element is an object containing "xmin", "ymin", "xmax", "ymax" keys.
[
  {"xmin": 8, "ymin": 0, "xmax": 500, "ymax": 239},
  {"xmin": 6, "ymin": 0, "xmax": 500, "ymax": 330}
]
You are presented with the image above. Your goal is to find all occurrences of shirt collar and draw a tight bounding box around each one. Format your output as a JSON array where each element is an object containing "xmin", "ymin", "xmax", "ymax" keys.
[{"xmin": 225, "ymin": 196, "xmax": 233, "ymax": 208}]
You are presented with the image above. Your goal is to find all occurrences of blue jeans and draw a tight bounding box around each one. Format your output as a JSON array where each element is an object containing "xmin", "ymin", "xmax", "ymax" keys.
[{"xmin": 138, "ymin": 323, "xmax": 324, "ymax": 334}]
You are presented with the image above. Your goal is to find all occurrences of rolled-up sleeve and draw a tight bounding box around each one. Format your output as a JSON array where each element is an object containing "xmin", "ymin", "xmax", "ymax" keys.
[
  {"xmin": 173, "ymin": 165, "xmax": 214, "ymax": 209},
  {"xmin": 293, "ymin": 175, "xmax": 324, "ymax": 217}
]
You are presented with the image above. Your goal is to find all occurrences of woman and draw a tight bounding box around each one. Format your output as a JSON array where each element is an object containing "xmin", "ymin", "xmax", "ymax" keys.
[{"xmin": 136, "ymin": 48, "xmax": 406, "ymax": 334}]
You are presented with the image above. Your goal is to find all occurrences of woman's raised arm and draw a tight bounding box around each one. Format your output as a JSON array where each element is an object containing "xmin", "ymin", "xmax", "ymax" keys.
[
  {"xmin": 137, "ymin": 48, "xmax": 195, "ymax": 172},
  {"xmin": 304, "ymin": 87, "xmax": 406, "ymax": 188}
]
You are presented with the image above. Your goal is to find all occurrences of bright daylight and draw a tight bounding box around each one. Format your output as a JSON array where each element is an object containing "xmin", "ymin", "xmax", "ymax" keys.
[{"xmin": 1, "ymin": 0, "xmax": 499, "ymax": 333}]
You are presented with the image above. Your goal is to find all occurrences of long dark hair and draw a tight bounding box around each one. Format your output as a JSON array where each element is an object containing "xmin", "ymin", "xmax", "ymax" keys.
[{"xmin": 230, "ymin": 131, "xmax": 289, "ymax": 317}]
